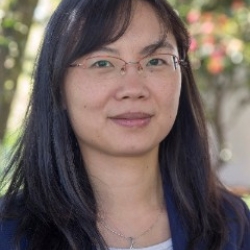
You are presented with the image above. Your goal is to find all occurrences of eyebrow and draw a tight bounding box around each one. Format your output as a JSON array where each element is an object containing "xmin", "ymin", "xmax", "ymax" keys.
[
  {"xmin": 139, "ymin": 40, "xmax": 175, "ymax": 56},
  {"xmin": 95, "ymin": 39, "xmax": 175, "ymax": 56}
]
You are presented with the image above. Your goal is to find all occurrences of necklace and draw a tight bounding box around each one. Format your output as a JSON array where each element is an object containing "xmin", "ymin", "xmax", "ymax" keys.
[{"xmin": 99, "ymin": 209, "xmax": 162, "ymax": 249}]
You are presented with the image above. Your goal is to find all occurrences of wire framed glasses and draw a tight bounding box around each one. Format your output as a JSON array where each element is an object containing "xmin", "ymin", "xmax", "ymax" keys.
[{"xmin": 69, "ymin": 53, "xmax": 186, "ymax": 80}]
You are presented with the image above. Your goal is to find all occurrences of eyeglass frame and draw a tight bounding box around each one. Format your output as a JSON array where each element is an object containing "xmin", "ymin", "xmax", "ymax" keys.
[{"xmin": 69, "ymin": 53, "xmax": 187, "ymax": 76}]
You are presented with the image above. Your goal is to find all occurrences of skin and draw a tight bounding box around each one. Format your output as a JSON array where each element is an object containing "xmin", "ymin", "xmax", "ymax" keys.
[{"xmin": 63, "ymin": 1, "xmax": 182, "ymax": 248}]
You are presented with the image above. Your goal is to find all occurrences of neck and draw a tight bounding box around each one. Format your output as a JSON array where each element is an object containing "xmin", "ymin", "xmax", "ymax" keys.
[
  {"xmin": 82, "ymin": 147, "xmax": 164, "ymax": 215},
  {"xmin": 81, "ymin": 148, "xmax": 171, "ymax": 248}
]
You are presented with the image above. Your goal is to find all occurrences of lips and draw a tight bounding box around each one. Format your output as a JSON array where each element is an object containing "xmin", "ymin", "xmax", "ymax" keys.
[{"xmin": 109, "ymin": 112, "xmax": 153, "ymax": 128}]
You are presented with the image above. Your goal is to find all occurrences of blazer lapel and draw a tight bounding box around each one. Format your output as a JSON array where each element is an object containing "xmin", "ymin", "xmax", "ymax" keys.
[{"xmin": 163, "ymin": 181, "xmax": 189, "ymax": 250}]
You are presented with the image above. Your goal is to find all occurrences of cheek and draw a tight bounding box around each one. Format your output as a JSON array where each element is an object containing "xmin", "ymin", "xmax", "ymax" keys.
[
  {"xmin": 63, "ymin": 72, "xmax": 110, "ymax": 113},
  {"xmin": 157, "ymin": 75, "xmax": 181, "ymax": 107},
  {"xmin": 155, "ymin": 76, "xmax": 181, "ymax": 127},
  {"xmin": 159, "ymin": 87, "xmax": 181, "ymax": 140},
  {"xmin": 63, "ymin": 74, "xmax": 117, "ymax": 140},
  {"xmin": 169, "ymin": 84, "xmax": 181, "ymax": 118}
]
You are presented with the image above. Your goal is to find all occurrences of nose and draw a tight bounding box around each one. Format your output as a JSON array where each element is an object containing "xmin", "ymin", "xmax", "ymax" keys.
[{"xmin": 115, "ymin": 67, "xmax": 150, "ymax": 100}]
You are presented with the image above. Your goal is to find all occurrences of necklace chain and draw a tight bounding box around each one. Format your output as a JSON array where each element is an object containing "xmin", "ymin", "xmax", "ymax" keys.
[{"xmin": 99, "ymin": 209, "xmax": 162, "ymax": 249}]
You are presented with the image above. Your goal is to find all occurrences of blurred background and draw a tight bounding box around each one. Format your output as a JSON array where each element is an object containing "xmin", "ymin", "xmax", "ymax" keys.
[{"xmin": 0, "ymin": 0, "xmax": 249, "ymax": 205}]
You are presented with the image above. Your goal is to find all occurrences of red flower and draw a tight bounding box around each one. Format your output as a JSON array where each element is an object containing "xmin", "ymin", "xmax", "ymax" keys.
[
  {"xmin": 207, "ymin": 51, "xmax": 225, "ymax": 74},
  {"xmin": 231, "ymin": 0, "xmax": 244, "ymax": 10},
  {"xmin": 187, "ymin": 10, "xmax": 200, "ymax": 23},
  {"xmin": 189, "ymin": 37, "xmax": 198, "ymax": 51}
]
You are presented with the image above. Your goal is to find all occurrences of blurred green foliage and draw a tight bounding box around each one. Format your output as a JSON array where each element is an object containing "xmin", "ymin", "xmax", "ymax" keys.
[
  {"xmin": 0, "ymin": 0, "xmax": 39, "ymax": 144},
  {"xmin": 170, "ymin": 0, "xmax": 250, "ymax": 169},
  {"xmin": 170, "ymin": 0, "xmax": 250, "ymax": 97},
  {"xmin": 243, "ymin": 196, "xmax": 250, "ymax": 208}
]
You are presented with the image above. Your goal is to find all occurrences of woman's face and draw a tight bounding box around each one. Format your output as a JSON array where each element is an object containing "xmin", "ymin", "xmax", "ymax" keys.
[{"xmin": 63, "ymin": 1, "xmax": 182, "ymax": 159}]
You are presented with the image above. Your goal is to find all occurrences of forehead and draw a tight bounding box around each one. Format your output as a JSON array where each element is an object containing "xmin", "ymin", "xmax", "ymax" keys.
[{"xmin": 103, "ymin": 0, "xmax": 177, "ymax": 55}]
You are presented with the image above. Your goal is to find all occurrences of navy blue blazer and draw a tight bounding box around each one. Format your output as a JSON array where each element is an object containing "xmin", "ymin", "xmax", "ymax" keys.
[{"xmin": 1, "ymin": 187, "xmax": 250, "ymax": 250}]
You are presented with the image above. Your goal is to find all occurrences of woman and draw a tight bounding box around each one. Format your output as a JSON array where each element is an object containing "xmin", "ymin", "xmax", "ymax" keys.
[{"xmin": 0, "ymin": 0, "xmax": 249, "ymax": 249}]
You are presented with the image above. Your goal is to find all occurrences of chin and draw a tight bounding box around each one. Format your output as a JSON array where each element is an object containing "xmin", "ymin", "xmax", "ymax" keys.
[{"xmin": 108, "ymin": 144, "xmax": 159, "ymax": 158}]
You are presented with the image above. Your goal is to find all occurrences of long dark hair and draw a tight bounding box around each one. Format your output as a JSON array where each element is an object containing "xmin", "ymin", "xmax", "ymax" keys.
[{"xmin": 0, "ymin": 0, "xmax": 247, "ymax": 249}]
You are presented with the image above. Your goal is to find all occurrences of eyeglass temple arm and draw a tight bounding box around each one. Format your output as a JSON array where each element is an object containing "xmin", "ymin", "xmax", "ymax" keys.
[{"xmin": 179, "ymin": 59, "xmax": 187, "ymax": 65}]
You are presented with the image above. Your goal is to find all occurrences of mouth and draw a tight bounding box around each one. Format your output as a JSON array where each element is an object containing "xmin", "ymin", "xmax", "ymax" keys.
[{"xmin": 109, "ymin": 112, "xmax": 153, "ymax": 128}]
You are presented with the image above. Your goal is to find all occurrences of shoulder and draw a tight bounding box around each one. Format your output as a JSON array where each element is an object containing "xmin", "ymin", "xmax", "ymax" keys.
[
  {"xmin": 241, "ymin": 201, "xmax": 250, "ymax": 249},
  {"xmin": 0, "ymin": 197, "xmax": 28, "ymax": 250},
  {"xmin": 0, "ymin": 218, "xmax": 23, "ymax": 250},
  {"xmin": 222, "ymin": 192, "xmax": 250, "ymax": 250}
]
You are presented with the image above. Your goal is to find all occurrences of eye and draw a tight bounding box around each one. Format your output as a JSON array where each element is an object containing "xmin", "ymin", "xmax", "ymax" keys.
[
  {"xmin": 146, "ymin": 56, "xmax": 172, "ymax": 67},
  {"xmin": 147, "ymin": 58, "xmax": 164, "ymax": 66},
  {"xmin": 92, "ymin": 60, "xmax": 113, "ymax": 68}
]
